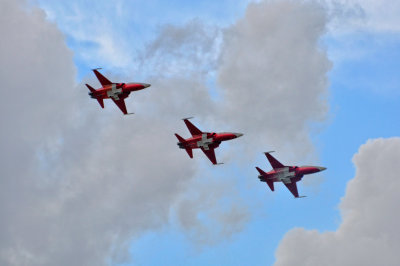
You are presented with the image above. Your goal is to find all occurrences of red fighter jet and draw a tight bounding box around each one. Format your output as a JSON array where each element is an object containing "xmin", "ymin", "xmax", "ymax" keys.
[
  {"xmin": 175, "ymin": 118, "xmax": 243, "ymax": 165},
  {"xmin": 86, "ymin": 68, "xmax": 150, "ymax": 115},
  {"xmin": 256, "ymin": 151, "xmax": 326, "ymax": 198}
]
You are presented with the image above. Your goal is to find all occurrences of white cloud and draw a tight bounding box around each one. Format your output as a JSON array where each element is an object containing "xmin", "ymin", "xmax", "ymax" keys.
[
  {"xmin": 35, "ymin": 0, "xmax": 245, "ymax": 73},
  {"xmin": 36, "ymin": 0, "xmax": 135, "ymax": 70},
  {"xmin": 218, "ymin": 0, "xmax": 331, "ymax": 159},
  {"xmin": 138, "ymin": 20, "xmax": 221, "ymax": 78},
  {"xmin": 174, "ymin": 175, "xmax": 251, "ymax": 245},
  {"xmin": 326, "ymin": 0, "xmax": 400, "ymax": 33},
  {"xmin": 275, "ymin": 137, "xmax": 400, "ymax": 266}
]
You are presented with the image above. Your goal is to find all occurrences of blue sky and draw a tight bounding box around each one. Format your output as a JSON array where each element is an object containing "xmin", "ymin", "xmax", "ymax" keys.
[{"xmin": 31, "ymin": 0, "xmax": 400, "ymax": 265}]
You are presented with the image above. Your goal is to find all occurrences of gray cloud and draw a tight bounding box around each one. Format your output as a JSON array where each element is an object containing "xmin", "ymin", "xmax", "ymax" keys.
[
  {"xmin": 275, "ymin": 137, "xmax": 400, "ymax": 266},
  {"xmin": 218, "ymin": 0, "xmax": 331, "ymax": 160},
  {"xmin": 139, "ymin": 19, "xmax": 220, "ymax": 78},
  {"xmin": 174, "ymin": 173, "xmax": 250, "ymax": 246}
]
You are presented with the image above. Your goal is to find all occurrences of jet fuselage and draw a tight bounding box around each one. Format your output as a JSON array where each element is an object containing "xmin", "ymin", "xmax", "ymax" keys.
[
  {"xmin": 89, "ymin": 82, "xmax": 150, "ymax": 100},
  {"xmin": 258, "ymin": 166, "xmax": 326, "ymax": 184},
  {"xmin": 175, "ymin": 118, "xmax": 243, "ymax": 164},
  {"xmin": 178, "ymin": 132, "xmax": 243, "ymax": 150}
]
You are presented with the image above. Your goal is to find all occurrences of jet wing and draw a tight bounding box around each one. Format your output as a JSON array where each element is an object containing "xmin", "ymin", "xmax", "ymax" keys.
[
  {"xmin": 112, "ymin": 98, "xmax": 128, "ymax": 115},
  {"xmin": 265, "ymin": 152, "xmax": 285, "ymax": 169},
  {"xmin": 283, "ymin": 181, "xmax": 299, "ymax": 198},
  {"xmin": 93, "ymin": 69, "xmax": 112, "ymax": 86},
  {"xmin": 183, "ymin": 119, "xmax": 203, "ymax": 136},
  {"xmin": 201, "ymin": 147, "xmax": 217, "ymax": 165}
]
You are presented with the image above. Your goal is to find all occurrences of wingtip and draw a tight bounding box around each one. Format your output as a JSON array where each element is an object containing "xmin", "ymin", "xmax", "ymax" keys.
[{"xmin": 264, "ymin": 151, "xmax": 275, "ymax": 154}]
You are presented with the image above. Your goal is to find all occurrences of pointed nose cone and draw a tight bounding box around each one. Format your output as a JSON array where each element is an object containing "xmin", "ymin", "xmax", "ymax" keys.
[
  {"xmin": 234, "ymin": 133, "xmax": 243, "ymax": 138},
  {"xmin": 298, "ymin": 166, "xmax": 327, "ymax": 175},
  {"xmin": 142, "ymin": 83, "xmax": 151, "ymax": 88}
]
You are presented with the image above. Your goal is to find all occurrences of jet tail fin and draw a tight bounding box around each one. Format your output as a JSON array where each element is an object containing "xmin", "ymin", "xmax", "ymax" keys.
[
  {"xmin": 86, "ymin": 84, "xmax": 104, "ymax": 108},
  {"xmin": 86, "ymin": 84, "xmax": 96, "ymax": 93},
  {"xmin": 256, "ymin": 167, "xmax": 267, "ymax": 176},
  {"xmin": 175, "ymin": 133, "xmax": 185, "ymax": 143},
  {"xmin": 175, "ymin": 134, "xmax": 192, "ymax": 158},
  {"xmin": 256, "ymin": 167, "xmax": 274, "ymax": 191}
]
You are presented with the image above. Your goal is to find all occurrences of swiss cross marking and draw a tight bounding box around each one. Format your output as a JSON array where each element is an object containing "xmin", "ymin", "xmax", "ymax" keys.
[
  {"xmin": 197, "ymin": 134, "xmax": 213, "ymax": 150},
  {"xmin": 107, "ymin": 84, "xmax": 123, "ymax": 100}
]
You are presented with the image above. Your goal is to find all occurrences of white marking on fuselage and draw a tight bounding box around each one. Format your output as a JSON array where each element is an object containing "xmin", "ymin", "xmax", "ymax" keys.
[
  {"xmin": 197, "ymin": 133, "xmax": 213, "ymax": 150},
  {"xmin": 107, "ymin": 83, "xmax": 123, "ymax": 100},
  {"xmin": 273, "ymin": 167, "xmax": 295, "ymax": 182}
]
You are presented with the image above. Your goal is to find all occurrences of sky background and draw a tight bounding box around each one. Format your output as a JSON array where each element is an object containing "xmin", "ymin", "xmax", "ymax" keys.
[{"xmin": 1, "ymin": 0, "xmax": 399, "ymax": 265}]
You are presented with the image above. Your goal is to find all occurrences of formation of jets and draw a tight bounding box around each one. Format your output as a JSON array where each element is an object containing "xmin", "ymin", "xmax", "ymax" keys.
[{"xmin": 87, "ymin": 69, "xmax": 326, "ymax": 198}]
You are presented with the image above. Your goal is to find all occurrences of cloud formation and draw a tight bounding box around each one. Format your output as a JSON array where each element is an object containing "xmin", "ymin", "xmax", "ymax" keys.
[
  {"xmin": 275, "ymin": 137, "xmax": 400, "ymax": 266},
  {"xmin": 326, "ymin": 0, "xmax": 400, "ymax": 33},
  {"xmin": 0, "ymin": 0, "xmax": 332, "ymax": 264},
  {"xmin": 218, "ymin": 0, "xmax": 331, "ymax": 159},
  {"xmin": 0, "ymin": 1, "xmax": 244, "ymax": 265},
  {"xmin": 139, "ymin": 20, "xmax": 220, "ymax": 78}
]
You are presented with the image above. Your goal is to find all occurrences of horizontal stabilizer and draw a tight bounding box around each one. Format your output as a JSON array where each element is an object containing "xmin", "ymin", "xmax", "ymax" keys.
[
  {"xmin": 182, "ymin": 117, "xmax": 194, "ymax": 120},
  {"xmin": 266, "ymin": 180, "xmax": 274, "ymax": 191},
  {"xmin": 185, "ymin": 148, "xmax": 193, "ymax": 158},
  {"xmin": 256, "ymin": 167, "xmax": 267, "ymax": 176},
  {"xmin": 87, "ymin": 84, "xmax": 104, "ymax": 108},
  {"xmin": 86, "ymin": 84, "xmax": 96, "ymax": 93},
  {"xmin": 97, "ymin": 98, "xmax": 104, "ymax": 108},
  {"xmin": 256, "ymin": 167, "xmax": 274, "ymax": 191},
  {"xmin": 175, "ymin": 133, "xmax": 185, "ymax": 143}
]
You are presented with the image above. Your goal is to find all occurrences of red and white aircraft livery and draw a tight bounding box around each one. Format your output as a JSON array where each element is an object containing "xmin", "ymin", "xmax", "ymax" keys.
[
  {"xmin": 175, "ymin": 118, "xmax": 243, "ymax": 165},
  {"xmin": 256, "ymin": 152, "xmax": 326, "ymax": 198},
  {"xmin": 86, "ymin": 68, "xmax": 150, "ymax": 115}
]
